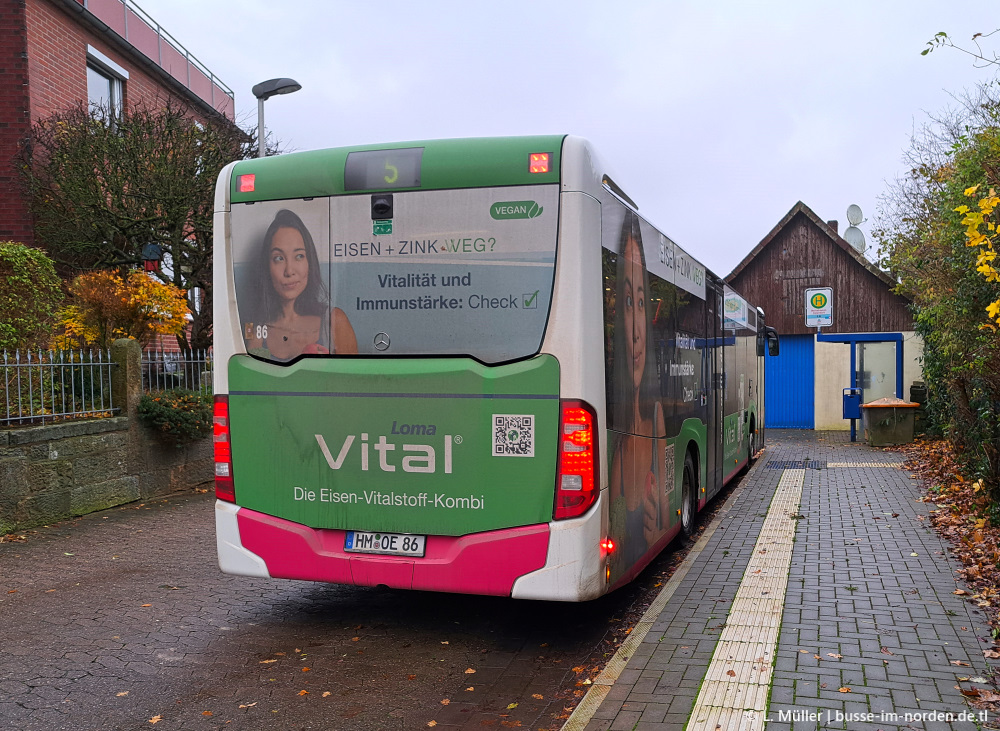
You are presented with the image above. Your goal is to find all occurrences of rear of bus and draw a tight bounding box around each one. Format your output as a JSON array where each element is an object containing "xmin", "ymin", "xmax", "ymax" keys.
[{"xmin": 212, "ymin": 136, "xmax": 610, "ymax": 601}]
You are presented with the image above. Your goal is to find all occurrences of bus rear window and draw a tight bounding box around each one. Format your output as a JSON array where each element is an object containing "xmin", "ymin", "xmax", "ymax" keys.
[{"xmin": 230, "ymin": 185, "xmax": 559, "ymax": 364}]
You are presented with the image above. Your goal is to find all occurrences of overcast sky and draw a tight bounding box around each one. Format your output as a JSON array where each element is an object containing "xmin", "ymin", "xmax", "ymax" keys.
[{"xmin": 139, "ymin": 0, "xmax": 995, "ymax": 276}]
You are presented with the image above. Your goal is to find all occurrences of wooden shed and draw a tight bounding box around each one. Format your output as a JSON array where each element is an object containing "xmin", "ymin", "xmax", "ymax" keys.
[{"xmin": 726, "ymin": 201, "xmax": 921, "ymax": 430}]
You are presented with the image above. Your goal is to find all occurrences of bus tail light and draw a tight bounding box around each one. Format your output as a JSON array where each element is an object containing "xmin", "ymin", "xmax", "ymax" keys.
[
  {"xmin": 214, "ymin": 395, "xmax": 235, "ymax": 502},
  {"xmin": 554, "ymin": 400, "xmax": 598, "ymax": 520}
]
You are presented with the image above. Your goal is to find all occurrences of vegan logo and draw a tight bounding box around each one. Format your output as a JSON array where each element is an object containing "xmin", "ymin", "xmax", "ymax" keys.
[{"xmin": 490, "ymin": 201, "xmax": 543, "ymax": 220}]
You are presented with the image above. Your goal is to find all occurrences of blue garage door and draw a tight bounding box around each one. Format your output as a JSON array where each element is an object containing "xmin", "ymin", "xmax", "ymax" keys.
[{"xmin": 765, "ymin": 334, "xmax": 814, "ymax": 429}]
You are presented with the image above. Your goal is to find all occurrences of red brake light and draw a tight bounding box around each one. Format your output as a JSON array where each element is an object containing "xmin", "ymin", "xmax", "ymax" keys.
[
  {"xmin": 238, "ymin": 174, "xmax": 255, "ymax": 192},
  {"xmin": 214, "ymin": 395, "xmax": 235, "ymax": 502},
  {"xmin": 554, "ymin": 400, "xmax": 598, "ymax": 520},
  {"xmin": 529, "ymin": 153, "xmax": 550, "ymax": 174}
]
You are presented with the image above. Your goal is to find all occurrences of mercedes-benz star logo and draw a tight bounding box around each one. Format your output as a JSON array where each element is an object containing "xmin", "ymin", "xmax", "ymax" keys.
[{"xmin": 374, "ymin": 332, "xmax": 390, "ymax": 351}]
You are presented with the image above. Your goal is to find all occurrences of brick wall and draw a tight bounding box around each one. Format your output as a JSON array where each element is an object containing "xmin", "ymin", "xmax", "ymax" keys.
[
  {"xmin": 1, "ymin": 0, "xmax": 227, "ymax": 245},
  {"xmin": 23, "ymin": 0, "xmax": 87, "ymax": 120},
  {"xmin": 24, "ymin": 0, "xmax": 211, "ymax": 121},
  {"xmin": 0, "ymin": 0, "xmax": 33, "ymax": 244}
]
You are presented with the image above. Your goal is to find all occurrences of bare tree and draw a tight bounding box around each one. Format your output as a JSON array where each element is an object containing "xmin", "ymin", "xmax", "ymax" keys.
[{"xmin": 19, "ymin": 99, "xmax": 256, "ymax": 352}]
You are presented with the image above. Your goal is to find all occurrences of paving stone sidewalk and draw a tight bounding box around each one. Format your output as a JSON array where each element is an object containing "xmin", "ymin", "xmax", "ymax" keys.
[{"xmin": 578, "ymin": 430, "xmax": 999, "ymax": 731}]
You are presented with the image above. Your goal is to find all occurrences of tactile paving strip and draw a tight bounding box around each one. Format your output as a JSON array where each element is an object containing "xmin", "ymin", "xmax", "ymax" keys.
[{"xmin": 686, "ymin": 469, "xmax": 805, "ymax": 731}]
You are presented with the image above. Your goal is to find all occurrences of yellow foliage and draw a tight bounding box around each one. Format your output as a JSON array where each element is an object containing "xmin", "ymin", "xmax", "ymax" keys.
[
  {"xmin": 54, "ymin": 269, "xmax": 189, "ymax": 349},
  {"xmin": 959, "ymin": 189, "xmax": 1000, "ymax": 325},
  {"xmin": 988, "ymin": 299, "xmax": 1000, "ymax": 322}
]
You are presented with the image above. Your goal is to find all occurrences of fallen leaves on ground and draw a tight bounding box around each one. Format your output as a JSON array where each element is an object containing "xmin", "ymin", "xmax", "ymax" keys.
[
  {"xmin": 899, "ymin": 439, "xmax": 1000, "ymax": 619},
  {"xmin": 964, "ymin": 688, "xmax": 1000, "ymax": 702},
  {"xmin": 891, "ymin": 437, "xmax": 1000, "ymax": 713}
]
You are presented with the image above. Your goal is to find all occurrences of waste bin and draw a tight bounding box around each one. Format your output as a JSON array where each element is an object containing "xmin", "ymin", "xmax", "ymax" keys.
[{"xmin": 861, "ymin": 396, "xmax": 919, "ymax": 447}]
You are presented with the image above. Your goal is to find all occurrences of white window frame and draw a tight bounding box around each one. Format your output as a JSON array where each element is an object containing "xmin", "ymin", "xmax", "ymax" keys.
[{"xmin": 86, "ymin": 45, "xmax": 129, "ymax": 116}]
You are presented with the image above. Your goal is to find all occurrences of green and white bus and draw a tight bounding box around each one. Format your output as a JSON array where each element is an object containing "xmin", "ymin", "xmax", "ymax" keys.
[{"xmin": 212, "ymin": 136, "xmax": 775, "ymax": 601}]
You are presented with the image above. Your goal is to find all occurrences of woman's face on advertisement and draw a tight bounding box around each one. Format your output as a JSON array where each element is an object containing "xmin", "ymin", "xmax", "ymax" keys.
[
  {"xmin": 623, "ymin": 233, "xmax": 646, "ymax": 389},
  {"xmin": 269, "ymin": 226, "xmax": 309, "ymax": 302}
]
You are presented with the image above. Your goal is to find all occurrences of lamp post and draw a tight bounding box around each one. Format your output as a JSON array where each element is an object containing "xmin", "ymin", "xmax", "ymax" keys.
[{"xmin": 252, "ymin": 78, "xmax": 302, "ymax": 158}]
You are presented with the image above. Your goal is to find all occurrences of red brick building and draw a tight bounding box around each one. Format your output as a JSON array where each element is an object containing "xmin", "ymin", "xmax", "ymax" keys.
[{"xmin": 1, "ymin": 0, "xmax": 235, "ymax": 245}]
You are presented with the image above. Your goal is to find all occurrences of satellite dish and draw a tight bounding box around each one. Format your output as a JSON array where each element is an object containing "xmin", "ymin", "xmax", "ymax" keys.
[
  {"xmin": 844, "ymin": 225, "xmax": 865, "ymax": 252},
  {"xmin": 847, "ymin": 204, "xmax": 863, "ymax": 226}
]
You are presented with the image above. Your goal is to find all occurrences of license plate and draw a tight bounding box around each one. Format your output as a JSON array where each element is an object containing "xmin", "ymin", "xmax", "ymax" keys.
[{"xmin": 344, "ymin": 531, "xmax": 426, "ymax": 557}]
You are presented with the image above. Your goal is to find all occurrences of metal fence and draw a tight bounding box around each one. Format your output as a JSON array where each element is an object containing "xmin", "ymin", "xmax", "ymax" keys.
[
  {"xmin": 1, "ymin": 350, "xmax": 118, "ymax": 427},
  {"xmin": 141, "ymin": 349, "xmax": 213, "ymax": 394}
]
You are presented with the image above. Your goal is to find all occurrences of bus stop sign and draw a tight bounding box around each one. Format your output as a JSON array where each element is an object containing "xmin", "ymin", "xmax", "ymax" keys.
[{"xmin": 805, "ymin": 287, "xmax": 833, "ymax": 328}]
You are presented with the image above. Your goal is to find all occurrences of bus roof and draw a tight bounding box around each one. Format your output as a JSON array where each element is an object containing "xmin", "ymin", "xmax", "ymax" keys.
[{"xmin": 230, "ymin": 135, "xmax": 566, "ymax": 203}]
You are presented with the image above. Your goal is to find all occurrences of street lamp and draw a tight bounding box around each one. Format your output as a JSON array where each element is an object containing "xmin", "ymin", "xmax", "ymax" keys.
[{"xmin": 252, "ymin": 77, "xmax": 302, "ymax": 158}]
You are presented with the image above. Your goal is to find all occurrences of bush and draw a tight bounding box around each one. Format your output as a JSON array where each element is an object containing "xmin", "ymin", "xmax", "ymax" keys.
[
  {"xmin": 138, "ymin": 389, "xmax": 212, "ymax": 447},
  {"xmin": 0, "ymin": 242, "xmax": 63, "ymax": 350},
  {"xmin": 56, "ymin": 268, "xmax": 188, "ymax": 349}
]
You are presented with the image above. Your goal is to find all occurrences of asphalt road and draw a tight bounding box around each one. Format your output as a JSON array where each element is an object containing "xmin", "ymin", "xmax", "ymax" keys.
[{"xmin": 0, "ymin": 491, "xmax": 691, "ymax": 731}]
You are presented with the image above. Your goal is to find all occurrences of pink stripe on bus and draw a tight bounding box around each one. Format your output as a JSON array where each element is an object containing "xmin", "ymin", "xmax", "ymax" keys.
[{"xmin": 236, "ymin": 509, "xmax": 550, "ymax": 596}]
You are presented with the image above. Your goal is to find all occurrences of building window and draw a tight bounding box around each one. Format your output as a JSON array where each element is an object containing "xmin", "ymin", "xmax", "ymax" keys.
[
  {"xmin": 86, "ymin": 46, "xmax": 128, "ymax": 116},
  {"xmin": 87, "ymin": 64, "xmax": 121, "ymax": 114}
]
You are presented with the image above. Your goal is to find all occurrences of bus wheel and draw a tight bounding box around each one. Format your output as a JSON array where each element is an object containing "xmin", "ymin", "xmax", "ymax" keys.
[
  {"xmin": 681, "ymin": 453, "xmax": 696, "ymax": 538},
  {"xmin": 748, "ymin": 421, "xmax": 757, "ymax": 465}
]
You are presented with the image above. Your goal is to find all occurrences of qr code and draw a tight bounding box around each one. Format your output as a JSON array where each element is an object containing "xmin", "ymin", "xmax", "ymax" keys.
[{"xmin": 493, "ymin": 414, "xmax": 534, "ymax": 457}]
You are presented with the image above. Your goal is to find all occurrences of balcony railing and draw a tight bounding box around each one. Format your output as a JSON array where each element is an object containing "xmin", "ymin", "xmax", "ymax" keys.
[{"xmin": 83, "ymin": 0, "xmax": 236, "ymax": 120}]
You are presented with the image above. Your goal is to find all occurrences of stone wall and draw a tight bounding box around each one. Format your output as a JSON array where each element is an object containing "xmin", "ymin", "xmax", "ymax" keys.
[{"xmin": 0, "ymin": 339, "xmax": 212, "ymax": 534}]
